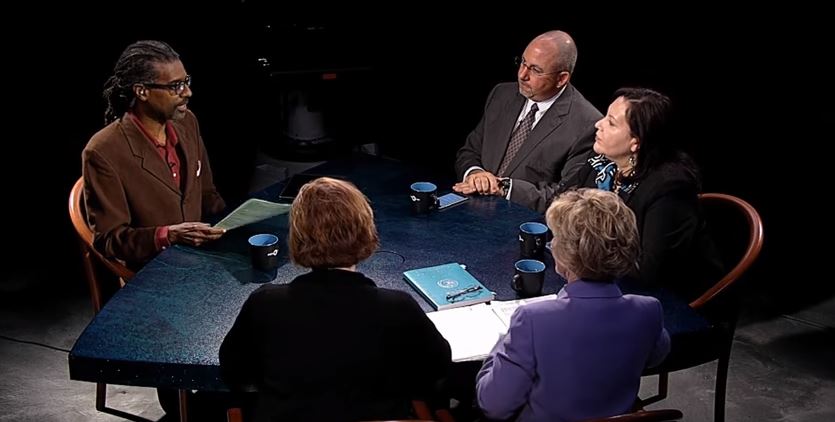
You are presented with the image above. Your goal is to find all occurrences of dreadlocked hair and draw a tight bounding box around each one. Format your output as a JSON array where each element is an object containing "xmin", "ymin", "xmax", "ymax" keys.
[{"xmin": 102, "ymin": 40, "xmax": 180, "ymax": 125}]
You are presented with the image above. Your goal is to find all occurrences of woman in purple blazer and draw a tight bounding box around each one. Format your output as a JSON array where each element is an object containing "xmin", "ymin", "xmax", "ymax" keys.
[{"xmin": 476, "ymin": 189, "xmax": 670, "ymax": 422}]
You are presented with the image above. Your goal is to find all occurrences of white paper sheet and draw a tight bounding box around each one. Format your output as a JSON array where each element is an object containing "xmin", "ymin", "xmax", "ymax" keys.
[
  {"xmin": 427, "ymin": 294, "xmax": 558, "ymax": 362},
  {"xmin": 427, "ymin": 304, "xmax": 505, "ymax": 362}
]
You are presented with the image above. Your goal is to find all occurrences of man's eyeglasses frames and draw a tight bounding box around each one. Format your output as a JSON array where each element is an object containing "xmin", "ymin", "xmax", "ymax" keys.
[
  {"xmin": 143, "ymin": 75, "xmax": 191, "ymax": 96},
  {"xmin": 514, "ymin": 57, "xmax": 564, "ymax": 77}
]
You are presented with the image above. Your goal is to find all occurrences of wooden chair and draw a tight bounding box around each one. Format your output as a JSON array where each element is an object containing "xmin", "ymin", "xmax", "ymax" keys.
[
  {"xmin": 582, "ymin": 408, "xmax": 683, "ymax": 421},
  {"xmin": 226, "ymin": 400, "xmax": 452, "ymax": 422},
  {"xmin": 641, "ymin": 193, "xmax": 764, "ymax": 422},
  {"xmin": 68, "ymin": 176, "xmax": 135, "ymax": 411},
  {"xmin": 226, "ymin": 407, "xmax": 243, "ymax": 422}
]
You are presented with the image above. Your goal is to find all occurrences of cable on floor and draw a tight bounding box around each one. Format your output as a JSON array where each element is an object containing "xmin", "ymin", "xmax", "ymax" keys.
[{"xmin": 0, "ymin": 334, "xmax": 71, "ymax": 353}]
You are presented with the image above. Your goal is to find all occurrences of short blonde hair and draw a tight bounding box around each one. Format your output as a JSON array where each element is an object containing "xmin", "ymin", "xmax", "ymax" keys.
[
  {"xmin": 545, "ymin": 188, "xmax": 639, "ymax": 281},
  {"xmin": 289, "ymin": 177, "xmax": 379, "ymax": 268}
]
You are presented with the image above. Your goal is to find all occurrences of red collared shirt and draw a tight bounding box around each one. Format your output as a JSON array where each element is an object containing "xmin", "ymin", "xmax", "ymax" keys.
[
  {"xmin": 127, "ymin": 112, "xmax": 183, "ymax": 251},
  {"xmin": 128, "ymin": 113, "xmax": 182, "ymax": 185}
]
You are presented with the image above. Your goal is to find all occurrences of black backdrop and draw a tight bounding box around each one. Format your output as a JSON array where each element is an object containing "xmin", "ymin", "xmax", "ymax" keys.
[{"xmin": 3, "ymin": 6, "xmax": 826, "ymax": 317}]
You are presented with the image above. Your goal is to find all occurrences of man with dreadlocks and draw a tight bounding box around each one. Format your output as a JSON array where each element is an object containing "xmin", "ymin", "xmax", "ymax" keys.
[{"xmin": 82, "ymin": 40, "xmax": 226, "ymax": 270}]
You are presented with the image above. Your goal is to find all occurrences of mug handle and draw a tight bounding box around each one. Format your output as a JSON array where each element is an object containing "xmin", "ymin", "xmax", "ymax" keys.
[{"xmin": 511, "ymin": 274, "xmax": 522, "ymax": 292}]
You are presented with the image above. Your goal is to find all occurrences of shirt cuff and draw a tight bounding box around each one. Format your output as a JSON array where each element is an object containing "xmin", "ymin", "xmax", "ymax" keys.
[
  {"xmin": 502, "ymin": 178, "xmax": 513, "ymax": 200},
  {"xmin": 463, "ymin": 166, "xmax": 485, "ymax": 181},
  {"xmin": 155, "ymin": 226, "xmax": 171, "ymax": 251}
]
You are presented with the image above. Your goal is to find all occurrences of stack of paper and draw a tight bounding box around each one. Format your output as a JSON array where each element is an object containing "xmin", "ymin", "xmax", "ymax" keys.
[
  {"xmin": 427, "ymin": 294, "xmax": 557, "ymax": 362},
  {"xmin": 426, "ymin": 304, "xmax": 504, "ymax": 362}
]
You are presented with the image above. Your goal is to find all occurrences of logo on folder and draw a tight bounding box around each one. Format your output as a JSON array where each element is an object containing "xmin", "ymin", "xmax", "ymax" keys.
[{"xmin": 438, "ymin": 279, "xmax": 459, "ymax": 288}]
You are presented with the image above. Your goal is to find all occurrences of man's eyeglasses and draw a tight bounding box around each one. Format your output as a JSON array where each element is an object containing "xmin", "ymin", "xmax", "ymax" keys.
[
  {"xmin": 143, "ymin": 75, "xmax": 191, "ymax": 96},
  {"xmin": 446, "ymin": 285, "xmax": 484, "ymax": 303},
  {"xmin": 514, "ymin": 57, "xmax": 564, "ymax": 77}
]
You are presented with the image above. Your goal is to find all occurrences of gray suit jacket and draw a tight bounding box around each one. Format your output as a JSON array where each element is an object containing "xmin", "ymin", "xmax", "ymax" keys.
[{"xmin": 455, "ymin": 82, "xmax": 601, "ymax": 211}]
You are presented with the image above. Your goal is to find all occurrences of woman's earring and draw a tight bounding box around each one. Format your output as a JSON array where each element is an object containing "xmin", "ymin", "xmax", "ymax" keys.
[{"xmin": 628, "ymin": 154, "xmax": 637, "ymax": 168}]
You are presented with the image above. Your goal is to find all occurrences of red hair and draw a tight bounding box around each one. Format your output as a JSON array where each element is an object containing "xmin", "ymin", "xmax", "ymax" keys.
[{"xmin": 289, "ymin": 177, "xmax": 379, "ymax": 268}]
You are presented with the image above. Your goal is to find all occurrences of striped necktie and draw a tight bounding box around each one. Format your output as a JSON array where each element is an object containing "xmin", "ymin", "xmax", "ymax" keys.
[{"xmin": 497, "ymin": 103, "xmax": 538, "ymax": 177}]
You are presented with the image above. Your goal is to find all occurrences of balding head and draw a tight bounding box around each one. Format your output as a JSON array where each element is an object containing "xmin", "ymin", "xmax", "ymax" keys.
[
  {"xmin": 518, "ymin": 30, "xmax": 578, "ymax": 100},
  {"xmin": 534, "ymin": 30, "xmax": 577, "ymax": 74}
]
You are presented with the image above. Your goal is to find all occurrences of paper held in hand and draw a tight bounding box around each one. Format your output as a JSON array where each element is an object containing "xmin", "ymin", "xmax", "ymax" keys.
[
  {"xmin": 426, "ymin": 294, "xmax": 557, "ymax": 362},
  {"xmin": 214, "ymin": 198, "xmax": 292, "ymax": 231}
]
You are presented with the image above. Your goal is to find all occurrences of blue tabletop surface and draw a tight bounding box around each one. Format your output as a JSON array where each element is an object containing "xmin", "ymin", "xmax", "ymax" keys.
[{"xmin": 69, "ymin": 154, "xmax": 709, "ymax": 391}]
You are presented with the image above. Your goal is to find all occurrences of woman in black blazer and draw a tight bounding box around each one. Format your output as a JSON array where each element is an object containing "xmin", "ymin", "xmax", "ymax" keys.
[
  {"xmin": 558, "ymin": 88, "xmax": 724, "ymax": 302},
  {"xmin": 220, "ymin": 177, "xmax": 451, "ymax": 422}
]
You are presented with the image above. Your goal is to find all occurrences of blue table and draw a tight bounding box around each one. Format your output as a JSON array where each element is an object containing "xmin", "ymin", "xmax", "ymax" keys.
[{"xmin": 69, "ymin": 154, "xmax": 708, "ymax": 393}]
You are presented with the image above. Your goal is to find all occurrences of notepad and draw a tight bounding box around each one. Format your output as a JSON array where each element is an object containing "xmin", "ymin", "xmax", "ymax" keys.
[{"xmin": 426, "ymin": 294, "xmax": 557, "ymax": 362}]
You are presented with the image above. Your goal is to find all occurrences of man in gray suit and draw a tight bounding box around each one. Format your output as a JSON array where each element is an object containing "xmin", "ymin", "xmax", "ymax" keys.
[{"xmin": 454, "ymin": 30, "xmax": 601, "ymax": 211}]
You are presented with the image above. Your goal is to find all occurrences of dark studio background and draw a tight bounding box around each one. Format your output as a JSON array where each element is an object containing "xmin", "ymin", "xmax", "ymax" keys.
[{"xmin": 2, "ymin": 5, "xmax": 825, "ymax": 319}]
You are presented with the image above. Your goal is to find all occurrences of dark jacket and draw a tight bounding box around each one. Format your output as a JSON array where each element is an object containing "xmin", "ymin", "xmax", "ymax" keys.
[
  {"xmin": 219, "ymin": 268, "xmax": 452, "ymax": 422},
  {"xmin": 561, "ymin": 155, "xmax": 724, "ymax": 302}
]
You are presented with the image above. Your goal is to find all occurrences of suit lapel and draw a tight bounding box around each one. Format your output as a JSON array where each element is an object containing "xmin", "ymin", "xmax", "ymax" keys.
[
  {"xmin": 172, "ymin": 120, "xmax": 194, "ymax": 199},
  {"xmin": 486, "ymin": 93, "xmax": 526, "ymax": 172},
  {"xmin": 122, "ymin": 118, "xmax": 181, "ymax": 195},
  {"xmin": 503, "ymin": 85, "xmax": 575, "ymax": 176}
]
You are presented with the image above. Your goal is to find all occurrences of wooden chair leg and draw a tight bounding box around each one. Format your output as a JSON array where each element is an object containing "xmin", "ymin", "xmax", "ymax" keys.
[
  {"xmin": 80, "ymin": 244, "xmax": 104, "ymax": 313},
  {"xmin": 178, "ymin": 389, "xmax": 189, "ymax": 422},
  {"xmin": 227, "ymin": 407, "xmax": 243, "ymax": 422},
  {"xmin": 411, "ymin": 400, "xmax": 433, "ymax": 420},
  {"xmin": 95, "ymin": 382, "xmax": 106, "ymax": 410},
  {"xmin": 436, "ymin": 408, "xmax": 457, "ymax": 422}
]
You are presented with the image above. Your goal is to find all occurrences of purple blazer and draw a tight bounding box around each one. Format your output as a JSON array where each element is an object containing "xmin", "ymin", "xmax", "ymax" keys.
[{"xmin": 476, "ymin": 280, "xmax": 670, "ymax": 422}]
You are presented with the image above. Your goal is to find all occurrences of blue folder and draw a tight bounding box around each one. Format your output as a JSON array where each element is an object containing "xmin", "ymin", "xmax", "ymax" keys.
[{"xmin": 403, "ymin": 263, "xmax": 495, "ymax": 310}]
